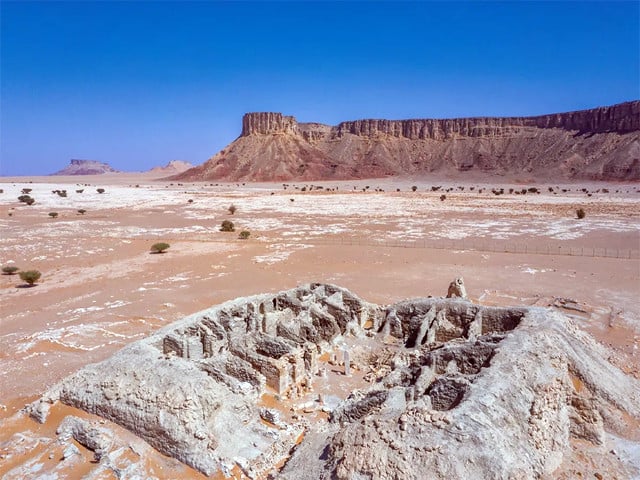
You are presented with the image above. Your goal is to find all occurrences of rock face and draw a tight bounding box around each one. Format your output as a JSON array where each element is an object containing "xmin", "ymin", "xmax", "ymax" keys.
[
  {"xmin": 51, "ymin": 159, "xmax": 119, "ymax": 175},
  {"xmin": 174, "ymin": 101, "xmax": 640, "ymax": 181},
  {"xmin": 26, "ymin": 284, "xmax": 640, "ymax": 479}
]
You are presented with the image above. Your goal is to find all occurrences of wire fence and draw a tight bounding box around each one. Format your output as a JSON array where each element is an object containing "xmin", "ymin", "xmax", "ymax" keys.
[
  {"xmin": 277, "ymin": 236, "xmax": 640, "ymax": 259},
  {"xmin": 144, "ymin": 234, "xmax": 639, "ymax": 260}
]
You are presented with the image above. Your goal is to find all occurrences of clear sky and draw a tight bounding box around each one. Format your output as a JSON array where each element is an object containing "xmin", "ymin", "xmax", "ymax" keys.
[{"xmin": 1, "ymin": 1, "xmax": 638, "ymax": 176}]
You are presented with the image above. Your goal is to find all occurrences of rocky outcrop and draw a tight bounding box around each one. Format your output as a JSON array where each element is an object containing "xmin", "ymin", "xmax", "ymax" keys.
[
  {"xmin": 174, "ymin": 101, "xmax": 640, "ymax": 181},
  {"xmin": 147, "ymin": 160, "xmax": 193, "ymax": 176},
  {"xmin": 242, "ymin": 112, "xmax": 300, "ymax": 136},
  {"xmin": 26, "ymin": 283, "xmax": 640, "ymax": 479},
  {"xmin": 334, "ymin": 101, "xmax": 640, "ymax": 140},
  {"xmin": 51, "ymin": 159, "xmax": 119, "ymax": 176}
]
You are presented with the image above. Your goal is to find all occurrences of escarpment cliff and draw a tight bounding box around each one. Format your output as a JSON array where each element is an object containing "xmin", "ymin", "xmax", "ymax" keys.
[{"xmin": 173, "ymin": 101, "xmax": 640, "ymax": 181}]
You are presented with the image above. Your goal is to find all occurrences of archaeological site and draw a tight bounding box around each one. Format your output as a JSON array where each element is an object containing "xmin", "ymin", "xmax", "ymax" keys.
[{"xmin": 18, "ymin": 282, "xmax": 640, "ymax": 479}]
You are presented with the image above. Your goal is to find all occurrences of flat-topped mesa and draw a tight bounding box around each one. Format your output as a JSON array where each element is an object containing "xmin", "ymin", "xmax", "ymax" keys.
[
  {"xmin": 335, "ymin": 101, "xmax": 640, "ymax": 140},
  {"xmin": 242, "ymin": 112, "xmax": 299, "ymax": 136}
]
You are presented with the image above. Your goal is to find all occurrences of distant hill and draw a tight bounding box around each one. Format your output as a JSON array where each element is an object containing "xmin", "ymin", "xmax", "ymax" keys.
[
  {"xmin": 51, "ymin": 159, "xmax": 120, "ymax": 175},
  {"xmin": 148, "ymin": 160, "xmax": 194, "ymax": 176},
  {"xmin": 172, "ymin": 101, "xmax": 640, "ymax": 182}
]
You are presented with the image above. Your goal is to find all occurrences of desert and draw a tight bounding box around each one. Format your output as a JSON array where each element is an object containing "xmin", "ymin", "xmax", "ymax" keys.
[
  {"xmin": 0, "ymin": 172, "xmax": 638, "ymax": 479},
  {"xmin": 2, "ymin": 2, "xmax": 639, "ymax": 477}
]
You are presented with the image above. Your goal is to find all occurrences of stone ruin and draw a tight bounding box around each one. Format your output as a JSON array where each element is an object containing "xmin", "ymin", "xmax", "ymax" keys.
[{"xmin": 26, "ymin": 283, "xmax": 640, "ymax": 479}]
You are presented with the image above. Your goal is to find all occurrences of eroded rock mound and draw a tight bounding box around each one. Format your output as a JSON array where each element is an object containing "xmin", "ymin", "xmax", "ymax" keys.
[
  {"xmin": 26, "ymin": 284, "xmax": 640, "ymax": 479},
  {"xmin": 51, "ymin": 159, "xmax": 119, "ymax": 175}
]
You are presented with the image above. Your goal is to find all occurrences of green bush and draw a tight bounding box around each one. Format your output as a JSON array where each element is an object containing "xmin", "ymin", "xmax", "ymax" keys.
[
  {"xmin": 2, "ymin": 266, "xmax": 19, "ymax": 275},
  {"xmin": 150, "ymin": 242, "xmax": 170, "ymax": 253},
  {"xmin": 19, "ymin": 270, "xmax": 41, "ymax": 286},
  {"xmin": 48, "ymin": 212, "xmax": 58, "ymax": 218},
  {"xmin": 220, "ymin": 220, "xmax": 235, "ymax": 232},
  {"xmin": 576, "ymin": 208, "xmax": 586, "ymax": 219},
  {"xmin": 238, "ymin": 230, "xmax": 250, "ymax": 239}
]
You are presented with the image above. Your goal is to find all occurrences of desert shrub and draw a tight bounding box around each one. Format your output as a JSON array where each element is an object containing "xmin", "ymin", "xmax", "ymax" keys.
[
  {"xmin": 431, "ymin": 186, "xmax": 441, "ymax": 192},
  {"xmin": 220, "ymin": 220, "xmax": 235, "ymax": 232},
  {"xmin": 576, "ymin": 208, "xmax": 586, "ymax": 219},
  {"xmin": 601, "ymin": 188, "xmax": 609, "ymax": 193},
  {"xmin": 78, "ymin": 209, "xmax": 86, "ymax": 215},
  {"xmin": 228, "ymin": 204, "xmax": 237, "ymax": 214},
  {"xmin": 48, "ymin": 212, "xmax": 58, "ymax": 218},
  {"xmin": 21, "ymin": 188, "xmax": 32, "ymax": 194},
  {"xmin": 396, "ymin": 188, "xmax": 400, "ymax": 192},
  {"xmin": 19, "ymin": 270, "xmax": 41, "ymax": 286},
  {"xmin": 57, "ymin": 190, "xmax": 67, "ymax": 197},
  {"xmin": 440, "ymin": 194, "xmax": 446, "ymax": 201},
  {"xmin": 2, "ymin": 266, "xmax": 19, "ymax": 275},
  {"xmin": 528, "ymin": 187, "xmax": 538, "ymax": 193},
  {"xmin": 18, "ymin": 194, "xmax": 33, "ymax": 203},
  {"xmin": 76, "ymin": 189, "xmax": 84, "ymax": 193},
  {"xmin": 150, "ymin": 242, "xmax": 170, "ymax": 253},
  {"xmin": 411, "ymin": 186, "xmax": 417, "ymax": 192},
  {"xmin": 188, "ymin": 199, "xmax": 194, "ymax": 203},
  {"xmin": 238, "ymin": 230, "xmax": 251, "ymax": 239},
  {"xmin": 96, "ymin": 188, "xmax": 105, "ymax": 194},
  {"xmin": 0, "ymin": 189, "xmax": 4, "ymax": 193},
  {"xmin": 301, "ymin": 186, "xmax": 307, "ymax": 192}
]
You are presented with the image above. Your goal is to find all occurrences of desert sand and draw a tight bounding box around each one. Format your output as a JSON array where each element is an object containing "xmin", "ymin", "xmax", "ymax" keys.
[{"xmin": 0, "ymin": 174, "xmax": 638, "ymax": 478}]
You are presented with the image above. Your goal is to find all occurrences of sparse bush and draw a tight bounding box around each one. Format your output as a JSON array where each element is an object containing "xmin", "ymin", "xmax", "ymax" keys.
[
  {"xmin": 48, "ymin": 212, "xmax": 58, "ymax": 218},
  {"xmin": 57, "ymin": 190, "xmax": 67, "ymax": 197},
  {"xmin": 78, "ymin": 209, "xmax": 86, "ymax": 215},
  {"xmin": 440, "ymin": 194, "xmax": 446, "ymax": 201},
  {"xmin": 220, "ymin": 220, "xmax": 235, "ymax": 232},
  {"xmin": 96, "ymin": 188, "xmax": 105, "ymax": 194},
  {"xmin": 411, "ymin": 186, "xmax": 417, "ymax": 192},
  {"xmin": 238, "ymin": 230, "xmax": 251, "ymax": 239},
  {"xmin": 150, "ymin": 242, "xmax": 170, "ymax": 253},
  {"xmin": 576, "ymin": 208, "xmax": 586, "ymax": 219},
  {"xmin": 228, "ymin": 204, "xmax": 237, "ymax": 215},
  {"xmin": 2, "ymin": 266, "xmax": 19, "ymax": 275},
  {"xmin": 21, "ymin": 188, "xmax": 32, "ymax": 194},
  {"xmin": 19, "ymin": 270, "xmax": 41, "ymax": 286},
  {"xmin": 76, "ymin": 189, "xmax": 84, "ymax": 193}
]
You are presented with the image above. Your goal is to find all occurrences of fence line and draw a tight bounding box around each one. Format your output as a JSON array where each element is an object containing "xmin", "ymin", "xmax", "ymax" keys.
[
  {"xmin": 289, "ymin": 236, "xmax": 639, "ymax": 259},
  {"xmin": 144, "ymin": 234, "xmax": 639, "ymax": 260}
]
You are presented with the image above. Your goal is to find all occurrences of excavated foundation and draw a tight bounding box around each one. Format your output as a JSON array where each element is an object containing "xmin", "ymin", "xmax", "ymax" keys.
[{"xmin": 25, "ymin": 283, "xmax": 640, "ymax": 480}]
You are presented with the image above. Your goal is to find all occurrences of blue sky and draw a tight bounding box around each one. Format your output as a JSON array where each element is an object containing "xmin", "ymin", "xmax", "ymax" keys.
[{"xmin": 1, "ymin": 1, "xmax": 639, "ymax": 176}]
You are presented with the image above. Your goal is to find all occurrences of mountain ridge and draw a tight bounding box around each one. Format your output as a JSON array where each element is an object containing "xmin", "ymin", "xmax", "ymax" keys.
[{"xmin": 173, "ymin": 101, "xmax": 640, "ymax": 182}]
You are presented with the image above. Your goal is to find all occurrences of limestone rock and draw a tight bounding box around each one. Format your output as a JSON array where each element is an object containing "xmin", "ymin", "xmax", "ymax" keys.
[
  {"xmin": 26, "ymin": 284, "xmax": 640, "ymax": 479},
  {"xmin": 446, "ymin": 277, "xmax": 467, "ymax": 299}
]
